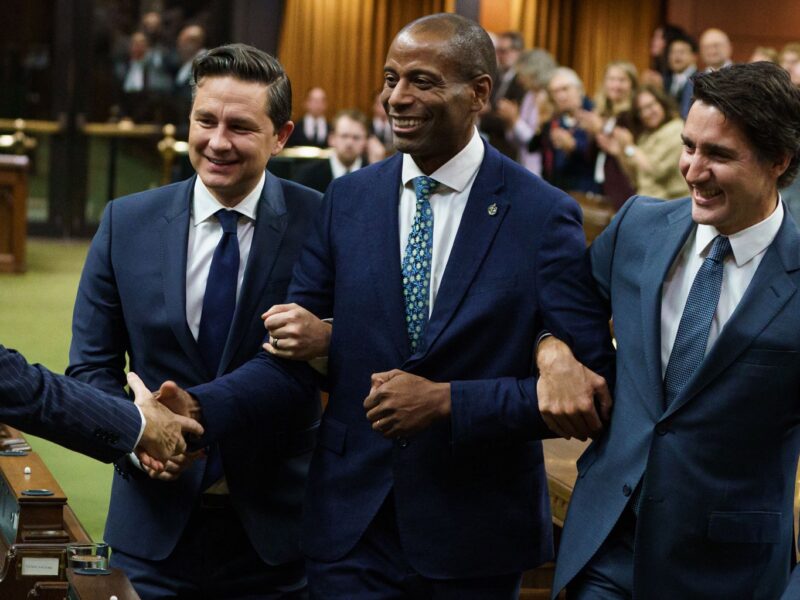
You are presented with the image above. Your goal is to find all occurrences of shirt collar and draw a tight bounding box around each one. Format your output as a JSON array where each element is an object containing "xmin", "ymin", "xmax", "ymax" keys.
[
  {"xmin": 694, "ymin": 195, "xmax": 783, "ymax": 266},
  {"xmin": 192, "ymin": 171, "xmax": 264, "ymax": 226},
  {"xmin": 400, "ymin": 127, "xmax": 484, "ymax": 193},
  {"xmin": 330, "ymin": 155, "xmax": 362, "ymax": 179}
]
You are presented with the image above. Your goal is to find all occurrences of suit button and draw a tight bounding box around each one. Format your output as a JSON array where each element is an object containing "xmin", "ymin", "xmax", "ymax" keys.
[
  {"xmin": 398, "ymin": 439, "xmax": 409, "ymax": 448},
  {"xmin": 656, "ymin": 424, "xmax": 668, "ymax": 436},
  {"xmin": 622, "ymin": 484, "xmax": 632, "ymax": 497}
]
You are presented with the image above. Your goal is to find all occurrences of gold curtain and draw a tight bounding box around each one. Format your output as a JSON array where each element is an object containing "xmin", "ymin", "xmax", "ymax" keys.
[
  {"xmin": 509, "ymin": 0, "xmax": 661, "ymax": 96},
  {"xmin": 278, "ymin": 0, "xmax": 454, "ymax": 121}
]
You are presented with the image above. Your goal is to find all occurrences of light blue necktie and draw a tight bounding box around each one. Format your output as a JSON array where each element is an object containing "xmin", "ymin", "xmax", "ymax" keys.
[
  {"xmin": 402, "ymin": 176, "xmax": 436, "ymax": 352},
  {"xmin": 663, "ymin": 234, "xmax": 732, "ymax": 408}
]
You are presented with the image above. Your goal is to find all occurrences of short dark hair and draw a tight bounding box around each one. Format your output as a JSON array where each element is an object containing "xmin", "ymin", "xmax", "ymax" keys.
[
  {"xmin": 191, "ymin": 43, "xmax": 292, "ymax": 129},
  {"xmin": 692, "ymin": 62, "xmax": 800, "ymax": 188},
  {"xmin": 332, "ymin": 109, "xmax": 369, "ymax": 134},
  {"xmin": 400, "ymin": 13, "xmax": 497, "ymax": 88},
  {"xmin": 500, "ymin": 31, "xmax": 524, "ymax": 51},
  {"xmin": 668, "ymin": 34, "xmax": 698, "ymax": 55}
]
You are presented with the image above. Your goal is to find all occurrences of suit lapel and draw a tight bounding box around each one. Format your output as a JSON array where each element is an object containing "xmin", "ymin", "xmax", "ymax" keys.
[
  {"xmin": 218, "ymin": 172, "xmax": 288, "ymax": 374},
  {"xmin": 636, "ymin": 203, "xmax": 694, "ymax": 413},
  {"xmin": 663, "ymin": 213, "xmax": 800, "ymax": 418},
  {"xmin": 405, "ymin": 144, "xmax": 507, "ymax": 367},
  {"xmin": 160, "ymin": 177, "xmax": 210, "ymax": 378},
  {"xmin": 364, "ymin": 155, "xmax": 412, "ymax": 359}
]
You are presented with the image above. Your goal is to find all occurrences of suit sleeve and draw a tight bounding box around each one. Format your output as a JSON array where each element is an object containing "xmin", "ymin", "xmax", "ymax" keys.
[
  {"xmin": 449, "ymin": 194, "xmax": 616, "ymax": 446},
  {"xmin": 187, "ymin": 194, "xmax": 334, "ymax": 443},
  {"xmin": 67, "ymin": 203, "xmax": 129, "ymax": 398},
  {"xmin": 0, "ymin": 345, "xmax": 141, "ymax": 462}
]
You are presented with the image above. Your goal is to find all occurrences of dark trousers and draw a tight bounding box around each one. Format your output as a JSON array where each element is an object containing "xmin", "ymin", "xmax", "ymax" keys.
[
  {"xmin": 111, "ymin": 496, "xmax": 307, "ymax": 600},
  {"xmin": 567, "ymin": 505, "xmax": 636, "ymax": 599},
  {"xmin": 306, "ymin": 494, "xmax": 521, "ymax": 599}
]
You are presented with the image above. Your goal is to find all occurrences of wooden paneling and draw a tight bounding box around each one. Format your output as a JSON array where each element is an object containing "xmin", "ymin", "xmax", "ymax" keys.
[{"xmin": 667, "ymin": 0, "xmax": 800, "ymax": 61}]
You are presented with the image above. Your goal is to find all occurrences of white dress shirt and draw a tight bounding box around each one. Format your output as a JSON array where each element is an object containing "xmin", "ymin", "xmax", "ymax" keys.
[
  {"xmin": 399, "ymin": 127, "xmax": 484, "ymax": 314},
  {"xmin": 303, "ymin": 115, "xmax": 328, "ymax": 144},
  {"xmin": 660, "ymin": 199, "xmax": 783, "ymax": 375},
  {"xmin": 185, "ymin": 174, "xmax": 263, "ymax": 340},
  {"xmin": 330, "ymin": 155, "xmax": 363, "ymax": 180}
]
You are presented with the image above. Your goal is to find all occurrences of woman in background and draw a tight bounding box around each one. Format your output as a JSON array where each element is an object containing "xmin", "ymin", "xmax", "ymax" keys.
[
  {"xmin": 599, "ymin": 85, "xmax": 687, "ymax": 204},
  {"xmin": 579, "ymin": 60, "xmax": 638, "ymax": 206}
]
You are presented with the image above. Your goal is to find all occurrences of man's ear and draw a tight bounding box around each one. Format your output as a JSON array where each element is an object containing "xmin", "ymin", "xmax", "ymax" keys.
[
  {"xmin": 471, "ymin": 73, "xmax": 493, "ymax": 113},
  {"xmin": 772, "ymin": 152, "xmax": 792, "ymax": 181},
  {"xmin": 272, "ymin": 121, "xmax": 295, "ymax": 156}
]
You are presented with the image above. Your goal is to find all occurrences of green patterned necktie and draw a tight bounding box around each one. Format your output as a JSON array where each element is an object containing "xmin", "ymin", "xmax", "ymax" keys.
[{"xmin": 402, "ymin": 176, "xmax": 436, "ymax": 351}]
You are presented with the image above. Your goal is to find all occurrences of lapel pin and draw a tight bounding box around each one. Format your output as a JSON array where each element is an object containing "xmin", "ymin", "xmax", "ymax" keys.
[{"xmin": 487, "ymin": 203, "xmax": 498, "ymax": 216}]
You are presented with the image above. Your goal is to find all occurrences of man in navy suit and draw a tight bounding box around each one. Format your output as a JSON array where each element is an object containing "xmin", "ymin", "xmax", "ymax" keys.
[
  {"xmin": 542, "ymin": 62, "xmax": 800, "ymax": 599},
  {"xmin": 0, "ymin": 345, "xmax": 201, "ymax": 466},
  {"xmin": 167, "ymin": 14, "xmax": 614, "ymax": 598},
  {"xmin": 68, "ymin": 44, "xmax": 321, "ymax": 599}
]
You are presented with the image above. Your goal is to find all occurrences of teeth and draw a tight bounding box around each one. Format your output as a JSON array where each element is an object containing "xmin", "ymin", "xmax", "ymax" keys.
[
  {"xmin": 393, "ymin": 117, "xmax": 424, "ymax": 128},
  {"xmin": 208, "ymin": 157, "xmax": 234, "ymax": 165}
]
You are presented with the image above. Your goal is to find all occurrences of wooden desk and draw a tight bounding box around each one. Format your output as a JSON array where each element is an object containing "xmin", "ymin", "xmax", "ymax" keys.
[{"xmin": 0, "ymin": 155, "xmax": 29, "ymax": 273}]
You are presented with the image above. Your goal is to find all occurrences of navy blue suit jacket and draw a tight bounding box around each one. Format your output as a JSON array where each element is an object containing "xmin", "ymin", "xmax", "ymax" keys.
[
  {"xmin": 192, "ymin": 142, "xmax": 614, "ymax": 577},
  {"xmin": 553, "ymin": 197, "xmax": 800, "ymax": 599},
  {"xmin": 68, "ymin": 173, "xmax": 322, "ymax": 564},
  {"xmin": 0, "ymin": 345, "xmax": 141, "ymax": 461}
]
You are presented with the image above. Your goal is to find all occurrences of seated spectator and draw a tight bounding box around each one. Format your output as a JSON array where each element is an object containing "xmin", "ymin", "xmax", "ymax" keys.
[
  {"xmin": 641, "ymin": 24, "xmax": 687, "ymax": 88},
  {"xmin": 286, "ymin": 87, "xmax": 330, "ymax": 147},
  {"xmin": 664, "ymin": 34, "xmax": 698, "ymax": 118},
  {"xmin": 496, "ymin": 48, "xmax": 557, "ymax": 175},
  {"xmin": 171, "ymin": 25, "xmax": 207, "ymax": 128},
  {"xmin": 113, "ymin": 31, "xmax": 172, "ymax": 121},
  {"xmin": 529, "ymin": 67, "xmax": 598, "ymax": 193},
  {"xmin": 370, "ymin": 90, "xmax": 393, "ymax": 152},
  {"xmin": 579, "ymin": 60, "xmax": 638, "ymax": 206},
  {"xmin": 780, "ymin": 42, "xmax": 800, "ymax": 72},
  {"xmin": 598, "ymin": 85, "xmax": 687, "ymax": 204},
  {"xmin": 294, "ymin": 109, "xmax": 370, "ymax": 192},
  {"xmin": 699, "ymin": 28, "xmax": 733, "ymax": 71},
  {"xmin": 749, "ymin": 46, "xmax": 778, "ymax": 63}
]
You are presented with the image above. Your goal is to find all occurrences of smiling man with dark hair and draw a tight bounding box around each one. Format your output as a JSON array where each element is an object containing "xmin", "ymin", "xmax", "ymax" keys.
[
  {"xmin": 543, "ymin": 61, "xmax": 800, "ymax": 600},
  {"xmin": 168, "ymin": 13, "xmax": 614, "ymax": 599}
]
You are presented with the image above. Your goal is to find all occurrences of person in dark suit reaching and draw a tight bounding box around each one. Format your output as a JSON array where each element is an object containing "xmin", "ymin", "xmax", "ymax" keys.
[
  {"xmin": 0, "ymin": 345, "xmax": 201, "ymax": 467},
  {"xmin": 159, "ymin": 13, "xmax": 614, "ymax": 599}
]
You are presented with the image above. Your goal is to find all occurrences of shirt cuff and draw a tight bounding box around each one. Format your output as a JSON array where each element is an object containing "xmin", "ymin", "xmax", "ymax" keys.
[{"xmin": 134, "ymin": 404, "xmax": 146, "ymax": 448}]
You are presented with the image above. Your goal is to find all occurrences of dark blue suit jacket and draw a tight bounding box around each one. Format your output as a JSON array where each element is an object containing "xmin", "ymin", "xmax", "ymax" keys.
[
  {"xmin": 67, "ymin": 173, "xmax": 322, "ymax": 564},
  {"xmin": 553, "ymin": 197, "xmax": 800, "ymax": 599},
  {"xmin": 192, "ymin": 142, "xmax": 614, "ymax": 577},
  {"xmin": 0, "ymin": 345, "xmax": 141, "ymax": 461}
]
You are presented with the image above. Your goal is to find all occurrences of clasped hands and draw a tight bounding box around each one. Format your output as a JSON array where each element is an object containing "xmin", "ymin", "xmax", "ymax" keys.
[{"xmin": 128, "ymin": 373, "xmax": 205, "ymax": 481}]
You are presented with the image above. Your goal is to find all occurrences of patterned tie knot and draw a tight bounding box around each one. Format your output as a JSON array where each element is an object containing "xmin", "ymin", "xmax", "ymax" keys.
[
  {"xmin": 413, "ymin": 176, "xmax": 436, "ymax": 202},
  {"xmin": 216, "ymin": 209, "xmax": 239, "ymax": 234},
  {"xmin": 707, "ymin": 235, "xmax": 731, "ymax": 264}
]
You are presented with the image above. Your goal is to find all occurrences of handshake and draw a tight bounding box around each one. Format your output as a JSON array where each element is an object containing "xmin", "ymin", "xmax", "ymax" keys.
[{"xmin": 128, "ymin": 373, "xmax": 204, "ymax": 477}]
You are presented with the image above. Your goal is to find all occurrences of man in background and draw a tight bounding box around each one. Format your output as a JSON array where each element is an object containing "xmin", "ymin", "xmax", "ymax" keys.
[
  {"xmin": 664, "ymin": 34, "xmax": 698, "ymax": 118},
  {"xmin": 699, "ymin": 28, "xmax": 733, "ymax": 71},
  {"xmin": 294, "ymin": 109, "xmax": 369, "ymax": 193},
  {"xmin": 287, "ymin": 87, "xmax": 330, "ymax": 147}
]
